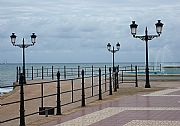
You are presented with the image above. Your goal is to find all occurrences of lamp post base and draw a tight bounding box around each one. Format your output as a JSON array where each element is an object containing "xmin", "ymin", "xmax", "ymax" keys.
[{"xmin": 145, "ymin": 83, "xmax": 151, "ymax": 88}]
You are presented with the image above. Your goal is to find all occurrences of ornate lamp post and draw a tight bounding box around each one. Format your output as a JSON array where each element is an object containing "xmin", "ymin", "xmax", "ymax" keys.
[
  {"xmin": 107, "ymin": 42, "xmax": 120, "ymax": 91},
  {"xmin": 130, "ymin": 20, "xmax": 163, "ymax": 88},
  {"xmin": 10, "ymin": 33, "xmax": 37, "ymax": 84}
]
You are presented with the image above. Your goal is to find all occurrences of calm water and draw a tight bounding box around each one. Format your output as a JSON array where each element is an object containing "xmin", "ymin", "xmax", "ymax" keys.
[
  {"xmin": 1, "ymin": 62, "xmax": 180, "ymax": 94},
  {"xmin": 0, "ymin": 63, "xmax": 112, "ymax": 94}
]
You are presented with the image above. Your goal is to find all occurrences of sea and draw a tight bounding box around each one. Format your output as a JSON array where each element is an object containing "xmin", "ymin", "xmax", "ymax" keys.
[{"xmin": 1, "ymin": 62, "xmax": 180, "ymax": 94}]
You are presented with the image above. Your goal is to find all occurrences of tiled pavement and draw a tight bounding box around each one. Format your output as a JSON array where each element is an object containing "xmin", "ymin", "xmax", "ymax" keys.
[{"xmin": 42, "ymin": 88, "xmax": 180, "ymax": 126}]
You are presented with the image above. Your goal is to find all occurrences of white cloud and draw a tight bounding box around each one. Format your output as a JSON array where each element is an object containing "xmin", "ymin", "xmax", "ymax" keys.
[{"xmin": 0, "ymin": 0, "xmax": 180, "ymax": 63}]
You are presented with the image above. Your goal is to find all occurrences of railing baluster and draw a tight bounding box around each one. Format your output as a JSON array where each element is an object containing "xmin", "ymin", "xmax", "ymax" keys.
[
  {"xmin": 71, "ymin": 79, "xmax": 74, "ymax": 103},
  {"xmin": 99, "ymin": 68, "xmax": 102, "ymax": 100},
  {"xmin": 135, "ymin": 66, "xmax": 138, "ymax": 87},
  {"xmin": 92, "ymin": 65, "xmax": 94, "ymax": 96},
  {"xmin": 109, "ymin": 68, "xmax": 112, "ymax": 95},
  {"xmin": 56, "ymin": 71, "xmax": 61, "ymax": 115},
  {"xmin": 32, "ymin": 66, "xmax": 33, "ymax": 80},
  {"xmin": 81, "ymin": 69, "xmax": 85, "ymax": 107}
]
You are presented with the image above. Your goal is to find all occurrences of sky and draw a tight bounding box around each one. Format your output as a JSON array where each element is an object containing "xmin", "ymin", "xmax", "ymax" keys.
[{"xmin": 0, "ymin": 0, "xmax": 180, "ymax": 63}]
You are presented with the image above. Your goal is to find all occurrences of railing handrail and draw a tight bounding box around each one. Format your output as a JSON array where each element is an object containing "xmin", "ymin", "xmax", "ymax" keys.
[{"xmin": 1, "ymin": 66, "xmax": 138, "ymax": 125}]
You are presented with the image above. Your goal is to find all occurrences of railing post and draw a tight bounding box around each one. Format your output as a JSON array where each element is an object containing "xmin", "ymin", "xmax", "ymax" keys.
[
  {"xmin": 47, "ymin": 68, "xmax": 49, "ymax": 77},
  {"xmin": 160, "ymin": 64, "xmax": 161, "ymax": 72},
  {"xmin": 135, "ymin": 66, "xmax": 138, "ymax": 87},
  {"xmin": 99, "ymin": 68, "xmax": 102, "ymax": 100},
  {"xmin": 19, "ymin": 73, "xmax": 25, "ymax": 126},
  {"xmin": 85, "ymin": 68, "xmax": 86, "ymax": 75},
  {"xmin": 71, "ymin": 80, "xmax": 74, "ymax": 103},
  {"xmin": 153, "ymin": 65, "xmax": 154, "ymax": 71},
  {"xmin": 114, "ymin": 67, "xmax": 117, "ymax": 92},
  {"xmin": 78, "ymin": 66, "xmax": 80, "ymax": 77},
  {"xmin": 131, "ymin": 64, "xmax": 133, "ymax": 71},
  {"xmin": 42, "ymin": 66, "xmax": 44, "ymax": 80},
  {"xmin": 52, "ymin": 66, "xmax": 54, "ymax": 80},
  {"xmin": 81, "ymin": 70, "xmax": 85, "ymax": 107},
  {"xmin": 37, "ymin": 69, "xmax": 38, "ymax": 77},
  {"xmin": 109, "ymin": 68, "xmax": 112, "ymax": 95},
  {"xmin": 41, "ymin": 83, "xmax": 44, "ymax": 108},
  {"xmin": 121, "ymin": 70, "xmax": 124, "ymax": 83},
  {"xmin": 32, "ymin": 66, "xmax": 33, "ymax": 80},
  {"xmin": 64, "ymin": 66, "xmax": 66, "ymax": 79},
  {"xmin": 91, "ymin": 65, "xmax": 94, "ymax": 96},
  {"xmin": 71, "ymin": 68, "xmax": 73, "ymax": 77},
  {"xmin": 116, "ymin": 67, "xmax": 119, "ymax": 89},
  {"xmin": 19, "ymin": 66, "xmax": 21, "ymax": 75},
  {"xmin": 16, "ymin": 66, "xmax": 18, "ymax": 82},
  {"xmin": 26, "ymin": 69, "xmax": 28, "ymax": 78},
  {"xmin": 105, "ymin": 65, "xmax": 107, "ymax": 91},
  {"xmin": 56, "ymin": 71, "xmax": 61, "ymax": 115}
]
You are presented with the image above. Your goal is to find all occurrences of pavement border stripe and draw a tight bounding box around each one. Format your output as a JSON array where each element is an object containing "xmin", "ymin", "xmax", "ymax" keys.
[
  {"xmin": 123, "ymin": 120, "xmax": 180, "ymax": 126},
  {"xmin": 55, "ymin": 107, "xmax": 180, "ymax": 126}
]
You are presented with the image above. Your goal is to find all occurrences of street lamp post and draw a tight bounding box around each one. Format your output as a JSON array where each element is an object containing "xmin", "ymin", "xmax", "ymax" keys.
[
  {"xmin": 130, "ymin": 20, "xmax": 163, "ymax": 88},
  {"xmin": 107, "ymin": 42, "xmax": 120, "ymax": 91},
  {"xmin": 10, "ymin": 33, "xmax": 37, "ymax": 84}
]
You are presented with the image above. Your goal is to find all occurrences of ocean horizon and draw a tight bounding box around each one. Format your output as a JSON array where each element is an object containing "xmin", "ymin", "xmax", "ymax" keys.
[{"xmin": 1, "ymin": 62, "xmax": 180, "ymax": 94}]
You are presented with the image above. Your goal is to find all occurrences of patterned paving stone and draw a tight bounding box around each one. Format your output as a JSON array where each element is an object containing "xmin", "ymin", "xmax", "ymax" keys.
[
  {"xmin": 54, "ymin": 107, "xmax": 180, "ymax": 126},
  {"xmin": 143, "ymin": 88, "xmax": 180, "ymax": 96},
  {"xmin": 43, "ymin": 86, "xmax": 180, "ymax": 126},
  {"xmin": 123, "ymin": 120, "xmax": 180, "ymax": 126},
  {"xmin": 55, "ymin": 107, "xmax": 124, "ymax": 126}
]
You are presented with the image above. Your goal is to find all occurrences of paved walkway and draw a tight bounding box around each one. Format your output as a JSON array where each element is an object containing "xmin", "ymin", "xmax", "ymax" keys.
[{"xmin": 42, "ymin": 87, "xmax": 180, "ymax": 126}]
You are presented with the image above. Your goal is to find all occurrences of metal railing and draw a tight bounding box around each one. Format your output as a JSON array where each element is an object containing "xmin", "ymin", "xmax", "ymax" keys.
[
  {"xmin": 15, "ymin": 64, "xmax": 161, "ymax": 82},
  {"xmin": 1, "ymin": 66, "xmax": 138, "ymax": 126}
]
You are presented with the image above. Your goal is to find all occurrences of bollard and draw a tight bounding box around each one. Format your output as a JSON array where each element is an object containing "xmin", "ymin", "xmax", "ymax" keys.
[
  {"xmin": 56, "ymin": 71, "xmax": 61, "ymax": 115},
  {"xmin": 99, "ymin": 68, "xmax": 102, "ymax": 100},
  {"xmin": 81, "ymin": 70, "xmax": 85, "ymax": 107},
  {"xmin": 109, "ymin": 68, "xmax": 112, "ymax": 95}
]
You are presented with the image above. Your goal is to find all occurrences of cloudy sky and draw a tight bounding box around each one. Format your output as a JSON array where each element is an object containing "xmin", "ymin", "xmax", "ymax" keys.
[{"xmin": 0, "ymin": 0, "xmax": 180, "ymax": 63}]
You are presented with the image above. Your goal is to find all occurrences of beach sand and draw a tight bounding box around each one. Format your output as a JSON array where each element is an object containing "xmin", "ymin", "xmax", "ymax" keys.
[{"xmin": 1, "ymin": 78, "xmax": 180, "ymax": 126}]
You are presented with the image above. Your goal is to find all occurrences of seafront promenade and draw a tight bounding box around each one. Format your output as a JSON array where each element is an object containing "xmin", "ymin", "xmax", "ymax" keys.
[
  {"xmin": 42, "ymin": 81, "xmax": 180, "ymax": 126},
  {"xmin": 1, "ymin": 65, "xmax": 180, "ymax": 126},
  {"xmin": 2, "ymin": 79, "xmax": 180, "ymax": 126},
  {"xmin": 42, "ymin": 82, "xmax": 180, "ymax": 126}
]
